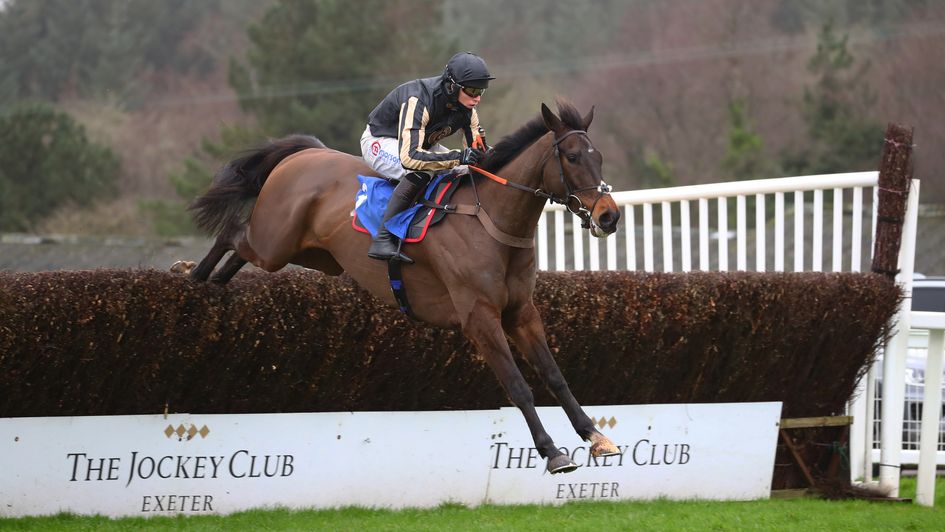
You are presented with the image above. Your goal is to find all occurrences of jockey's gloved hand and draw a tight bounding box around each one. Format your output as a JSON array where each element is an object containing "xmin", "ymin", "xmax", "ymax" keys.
[{"xmin": 459, "ymin": 147, "xmax": 485, "ymax": 166}]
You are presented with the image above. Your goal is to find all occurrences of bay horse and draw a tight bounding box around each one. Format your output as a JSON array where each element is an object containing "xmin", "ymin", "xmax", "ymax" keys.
[{"xmin": 188, "ymin": 101, "xmax": 621, "ymax": 473}]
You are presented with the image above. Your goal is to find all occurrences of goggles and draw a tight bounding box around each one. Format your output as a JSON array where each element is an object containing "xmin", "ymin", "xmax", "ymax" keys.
[
  {"xmin": 458, "ymin": 84, "xmax": 485, "ymax": 98},
  {"xmin": 450, "ymin": 77, "xmax": 486, "ymax": 98}
]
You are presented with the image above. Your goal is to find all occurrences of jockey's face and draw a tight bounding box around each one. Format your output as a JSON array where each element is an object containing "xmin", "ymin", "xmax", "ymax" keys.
[{"xmin": 457, "ymin": 88, "xmax": 481, "ymax": 109}]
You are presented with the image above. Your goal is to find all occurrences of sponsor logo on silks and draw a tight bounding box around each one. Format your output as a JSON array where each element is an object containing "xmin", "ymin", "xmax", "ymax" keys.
[
  {"xmin": 371, "ymin": 140, "xmax": 381, "ymax": 156},
  {"xmin": 376, "ymin": 148, "xmax": 400, "ymax": 166},
  {"xmin": 428, "ymin": 126, "xmax": 452, "ymax": 144}
]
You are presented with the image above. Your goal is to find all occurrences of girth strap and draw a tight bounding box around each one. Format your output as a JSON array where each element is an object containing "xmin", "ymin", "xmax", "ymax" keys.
[{"xmin": 448, "ymin": 203, "xmax": 534, "ymax": 248}]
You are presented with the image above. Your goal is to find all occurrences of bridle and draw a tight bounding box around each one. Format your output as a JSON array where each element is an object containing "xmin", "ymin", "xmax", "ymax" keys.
[
  {"xmin": 546, "ymin": 129, "xmax": 613, "ymax": 229},
  {"xmin": 470, "ymin": 129, "xmax": 612, "ymax": 229}
]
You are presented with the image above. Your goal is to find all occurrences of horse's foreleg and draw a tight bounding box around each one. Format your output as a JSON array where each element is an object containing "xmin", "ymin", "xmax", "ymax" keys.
[
  {"xmin": 463, "ymin": 302, "xmax": 578, "ymax": 474},
  {"xmin": 505, "ymin": 303, "xmax": 620, "ymax": 458}
]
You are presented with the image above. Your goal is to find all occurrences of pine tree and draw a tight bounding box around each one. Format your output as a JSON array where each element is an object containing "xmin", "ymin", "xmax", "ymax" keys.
[
  {"xmin": 152, "ymin": 0, "xmax": 453, "ymax": 235},
  {"xmin": 0, "ymin": 102, "xmax": 119, "ymax": 230},
  {"xmin": 782, "ymin": 21, "xmax": 883, "ymax": 175},
  {"xmin": 0, "ymin": 0, "xmax": 218, "ymax": 104},
  {"xmin": 721, "ymin": 99, "xmax": 777, "ymax": 181},
  {"xmin": 229, "ymin": 0, "xmax": 448, "ymax": 152}
]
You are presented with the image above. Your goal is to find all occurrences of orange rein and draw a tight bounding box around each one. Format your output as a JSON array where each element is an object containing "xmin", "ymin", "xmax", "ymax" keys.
[{"xmin": 468, "ymin": 165, "xmax": 508, "ymax": 186}]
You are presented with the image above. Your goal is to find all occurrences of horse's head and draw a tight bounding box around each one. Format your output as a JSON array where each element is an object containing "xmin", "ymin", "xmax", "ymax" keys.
[{"xmin": 539, "ymin": 103, "xmax": 620, "ymax": 237}]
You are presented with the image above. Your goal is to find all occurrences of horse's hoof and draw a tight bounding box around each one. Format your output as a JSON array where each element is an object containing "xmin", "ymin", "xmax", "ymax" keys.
[
  {"xmin": 170, "ymin": 260, "xmax": 196, "ymax": 275},
  {"xmin": 590, "ymin": 437, "xmax": 621, "ymax": 458},
  {"xmin": 547, "ymin": 455, "xmax": 579, "ymax": 474}
]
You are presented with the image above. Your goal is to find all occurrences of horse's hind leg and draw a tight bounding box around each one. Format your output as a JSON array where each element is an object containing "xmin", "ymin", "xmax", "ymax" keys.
[
  {"xmin": 210, "ymin": 252, "xmax": 248, "ymax": 284},
  {"xmin": 191, "ymin": 222, "xmax": 252, "ymax": 283},
  {"xmin": 504, "ymin": 302, "xmax": 620, "ymax": 458},
  {"xmin": 190, "ymin": 235, "xmax": 230, "ymax": 281}
]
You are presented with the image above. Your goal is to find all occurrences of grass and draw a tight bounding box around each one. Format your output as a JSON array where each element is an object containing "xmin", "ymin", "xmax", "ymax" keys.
[{"xmin": 1, "ymin": 478, "xmax": 942, "ymax": 531}]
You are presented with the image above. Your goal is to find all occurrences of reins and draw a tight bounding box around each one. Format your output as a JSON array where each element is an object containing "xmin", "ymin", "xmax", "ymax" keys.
[{"xmin": 467, "ymin": 165, "xmax": 557, "ymax": 201}]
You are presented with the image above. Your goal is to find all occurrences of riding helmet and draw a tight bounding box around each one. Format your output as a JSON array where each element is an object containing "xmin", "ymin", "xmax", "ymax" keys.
[{"xmin": 443, "ymin": 52, "xmax": 495, "ymax": 89}]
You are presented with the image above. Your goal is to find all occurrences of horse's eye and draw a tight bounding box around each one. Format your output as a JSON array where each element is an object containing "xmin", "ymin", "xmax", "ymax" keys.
[{"xmin": 566, "ymin": 154, "xmax": 578, "ymax": 163}]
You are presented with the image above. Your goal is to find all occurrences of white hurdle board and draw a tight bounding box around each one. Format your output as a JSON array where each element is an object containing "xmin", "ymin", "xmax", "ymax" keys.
[{"xmin": 1, "ymin": 402, "xmax": 781, "ymax": 517}]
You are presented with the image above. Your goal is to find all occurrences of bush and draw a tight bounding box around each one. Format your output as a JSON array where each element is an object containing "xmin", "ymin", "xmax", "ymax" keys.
[
  {"xmin": 0, "ymin": 102, "xmax": 118, "ymax": 231},
  {"xmin": 0, "ymin": 269, "xmax": 900, "ymax": 419}
]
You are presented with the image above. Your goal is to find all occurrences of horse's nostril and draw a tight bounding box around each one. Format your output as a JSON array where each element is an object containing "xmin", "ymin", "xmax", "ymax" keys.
[{"xmin": 598, "ymin": 211, "xmax": 617, "ymax": 230}]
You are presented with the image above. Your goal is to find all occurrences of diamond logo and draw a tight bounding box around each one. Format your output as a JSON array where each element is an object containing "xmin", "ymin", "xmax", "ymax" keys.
[
  {"xmin": 164, "ymin": 423, "xmax": 211, "ymax": 440},
  {"xmin": 590, "ymin": 416, "xmax": 617, "ymax": 430}
]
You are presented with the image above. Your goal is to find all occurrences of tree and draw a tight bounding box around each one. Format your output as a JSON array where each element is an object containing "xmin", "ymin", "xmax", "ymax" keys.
[
  {"xmin": 0, "ymin": 0, "xmax": 218, "ymax": 105},
  {"xmin": 625, "ymin": 144, "xmax": 675, "ymax": 189},
  {"xmin": 151, "ymin": 0, "xmax": 454, "ymax": 235},
  {"xmin": 769, "ymin": 0, "xmax": 925, "ymax": 35},
  {"xmin": 721, "ymin": 99, "xmax": 778, "ymax": 180},
  {"xmin": 0, "ymin": 102, "xmax": 118, "ymax": 230},
  {"xmin": 142, "ymin": 125, "xmax": 257, "ymax": 236},
  {"xmin": 229, "ymin": 0, "xmax": 450, "ymax": 153},
  {"xmin": 782, "ymin": 21, "xmax": 883, "ymax": 175}
]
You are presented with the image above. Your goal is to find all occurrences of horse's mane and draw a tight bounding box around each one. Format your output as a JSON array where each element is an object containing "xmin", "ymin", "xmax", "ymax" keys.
[{"xmin": 479, "ymin": 99, "xmax": 586, "ymax": 173}]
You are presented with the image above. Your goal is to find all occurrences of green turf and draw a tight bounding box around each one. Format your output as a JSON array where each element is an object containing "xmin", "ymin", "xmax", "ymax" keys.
[{"xmin": 2, "ymin": 477, "xmax": 942, "ymax": 531}]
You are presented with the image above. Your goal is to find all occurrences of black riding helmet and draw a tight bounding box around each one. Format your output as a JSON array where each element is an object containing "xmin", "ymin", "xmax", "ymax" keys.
[{"xmin": 443, "ymin": 52, "xmax": 495, "ymax": 90}]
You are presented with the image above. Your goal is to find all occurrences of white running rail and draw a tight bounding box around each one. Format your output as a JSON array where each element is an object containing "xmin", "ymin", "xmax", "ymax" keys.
[{"xmin": 538, "ymin": 172, "xmax": 936, "ymax": 503}]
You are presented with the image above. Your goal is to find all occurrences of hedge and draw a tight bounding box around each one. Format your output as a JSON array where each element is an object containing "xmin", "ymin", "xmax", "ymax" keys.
[{"xmin": 0, "ymin": 269, "xmax": 900, "ymax": 420}]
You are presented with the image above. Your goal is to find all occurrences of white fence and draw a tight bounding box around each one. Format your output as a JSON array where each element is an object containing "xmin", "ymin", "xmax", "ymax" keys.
[{"xmin": 537, "ymin": 172, "xmax": 943, "ymax": 503}]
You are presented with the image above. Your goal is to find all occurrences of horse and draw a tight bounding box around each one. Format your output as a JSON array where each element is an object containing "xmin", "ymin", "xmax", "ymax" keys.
[{"xmin": 187, "ymin": 100, "xmax": 621, "ymax": 474}]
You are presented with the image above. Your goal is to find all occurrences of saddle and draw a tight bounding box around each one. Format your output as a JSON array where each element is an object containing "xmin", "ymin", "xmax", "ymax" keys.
[
  {"xmin": 351, "ymin": 169, "xmax": 535, "ymax": 319},
  {"xmin": 352, "ymin": 170, "xmax": 535, "ymax": 249},
  {"xmin": 351, "ymin": 172, "xmax": 467, "ymax": 320},
  {"xmin": 351, "ymin": 172, "xmax": 464, "ymax": 242}
]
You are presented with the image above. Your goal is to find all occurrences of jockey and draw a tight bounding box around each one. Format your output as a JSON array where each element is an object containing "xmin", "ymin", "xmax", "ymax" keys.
[{"xmin": 360, "ymin": 51, "xmax": 494, "ymax": 263}]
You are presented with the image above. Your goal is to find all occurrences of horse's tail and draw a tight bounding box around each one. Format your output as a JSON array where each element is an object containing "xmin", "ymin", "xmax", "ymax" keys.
[{"xmin": 189, "ymin": 134, "xmax": 326, "ymax": 236}]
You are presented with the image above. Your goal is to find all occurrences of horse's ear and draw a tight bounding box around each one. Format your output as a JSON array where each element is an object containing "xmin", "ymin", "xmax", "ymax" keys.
[
  {"xmin": 541, "ymin": 103, "xmax": 564, "ymax": 134},
  {"xmin": 582, "ymin": 106, "xmax": 595, "ymax": 131}
]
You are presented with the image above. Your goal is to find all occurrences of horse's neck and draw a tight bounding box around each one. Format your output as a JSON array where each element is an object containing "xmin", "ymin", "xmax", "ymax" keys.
[{"xmin": 476, "ymin": 136, "xmax": 552, "ymax": 239}]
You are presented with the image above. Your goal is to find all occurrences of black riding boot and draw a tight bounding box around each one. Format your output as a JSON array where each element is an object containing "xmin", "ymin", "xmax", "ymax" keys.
[{"xmin": 368, "ymin": 171, "xmax": 430, "ymax": 263}]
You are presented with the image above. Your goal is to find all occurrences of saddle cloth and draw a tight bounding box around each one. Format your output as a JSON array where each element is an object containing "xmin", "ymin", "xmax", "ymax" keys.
[{"xmin": 352, "ymin": 172, "xmax": 463, "ymax": 242}]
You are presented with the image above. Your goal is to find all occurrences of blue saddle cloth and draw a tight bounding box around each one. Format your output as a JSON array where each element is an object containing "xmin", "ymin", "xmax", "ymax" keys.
[{"xmin": 353, "ymin": 173, "xmax": 452, "ymax": 240}]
